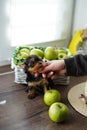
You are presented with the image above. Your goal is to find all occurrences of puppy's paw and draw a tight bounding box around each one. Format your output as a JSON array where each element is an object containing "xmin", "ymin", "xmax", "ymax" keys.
[
  {"xmin": 28, "ymin": 94, "xmax": 36, "ymax": 99},
  {"xmin": 27, "ymin": 89, "xmax": 36, "ymax": 99},
  {"xmin": 25, "ymin": 87, "xmax": 29, "ymax": 93}
]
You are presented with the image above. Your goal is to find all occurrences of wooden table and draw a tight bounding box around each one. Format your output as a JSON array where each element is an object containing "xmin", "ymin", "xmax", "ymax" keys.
[{"xmin": 0, "ymin": 72, "xmax": 87, "ymax": 130}]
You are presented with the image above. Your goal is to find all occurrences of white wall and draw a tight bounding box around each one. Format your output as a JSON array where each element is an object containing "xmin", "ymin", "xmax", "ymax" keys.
[
  {"xmin": 73, "ymin": 0, "xmax": 87, "ymax": 30},
  {"xmin": 0, "ymin": 0, "xmax": 12, "ymax": 66},
  {"xmin": 72, "ymin": 0, "xmax": 87, "ymax": 53},
  {"xmin": 0, "ymin": 0, "xmax": 74, "ymax": 66}
]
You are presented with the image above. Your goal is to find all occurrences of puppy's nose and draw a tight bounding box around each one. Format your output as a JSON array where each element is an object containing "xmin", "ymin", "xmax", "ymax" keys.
[{"xmin": 39, "ymin": 61, "xmax": 42, "ymax": 64}]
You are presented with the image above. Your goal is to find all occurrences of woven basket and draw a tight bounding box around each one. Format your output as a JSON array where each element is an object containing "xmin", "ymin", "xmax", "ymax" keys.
[{"xmin": 14, "ymin": 66, "xmax": 27, "ymax": 84}]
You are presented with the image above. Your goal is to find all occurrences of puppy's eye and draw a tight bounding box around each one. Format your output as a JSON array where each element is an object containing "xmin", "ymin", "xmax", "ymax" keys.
[
  {"xmin": 28, "ymin": 62, "xmax": 35, "ymax": 67},
  {"xmin": 31, "ymin": 62, "xmax": 35, "ymax": 67}
]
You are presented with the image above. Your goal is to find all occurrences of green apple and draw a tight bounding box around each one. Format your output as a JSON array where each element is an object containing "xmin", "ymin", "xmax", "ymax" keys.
[
  {"xmin": 58, "ymin": 53, "xmax": 68, "ymax": 60},
  {"xmin": 16, "ymin": 52, "xmax": 29, "ymax": 59},
  {"xmin": 58, "ymin": 48, "xmax": 67, "ymax": 54},
  {"xmin": 44, "ymin": 89, "xmax": 61, "ymax": 106},
  {"xmin": 57, "ymin": 48, "xmax": 70, "ymax": 60},
  {"xmin": 17, "ymin": 48, "xmax": 30, "ymax": 59},
  {"xmin": 19, "ymin": 51, "xmax": 29, "ymax": 59},
  {"xmin": 44, "ymin": 47, "xmax": 58, "ymax": 60},
  {"xmin": 30, "ymin": 49, "xmax": 44, "ymax": 58},
  {"xmin": 48, "ymin": 102, "xmax": 69, "ymax": 123},
  {"xmin": 20, "ymin": 48, "xmax": 30, "ymax": 55}
]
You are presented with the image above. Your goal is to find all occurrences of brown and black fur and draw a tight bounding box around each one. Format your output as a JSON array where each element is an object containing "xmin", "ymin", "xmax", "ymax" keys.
[{"xmin": 23, "ymin": 55, "xmax": 54, "ymax": 99}]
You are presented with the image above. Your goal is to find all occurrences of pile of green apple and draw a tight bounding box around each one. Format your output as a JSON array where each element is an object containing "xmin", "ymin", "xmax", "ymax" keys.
[
  {"xmin": 44, "ymin": 89, "xmax": 69, "ymax": 123},
  {"xmin": 13, "ymin": 46, "xmax": 71, "ymax": 65},
  {"xmin": 13, "ymin": 46, "xmax": 45, "ymax": 65},
  {"xmin": 29, "ymin": 46, "xmax": 70, "ymax": 60}
]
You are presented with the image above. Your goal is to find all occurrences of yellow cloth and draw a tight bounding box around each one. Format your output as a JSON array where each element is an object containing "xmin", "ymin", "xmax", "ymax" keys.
[{"xmin": 69, "ymin": 30, "xmax": 83, "ymax": 55}]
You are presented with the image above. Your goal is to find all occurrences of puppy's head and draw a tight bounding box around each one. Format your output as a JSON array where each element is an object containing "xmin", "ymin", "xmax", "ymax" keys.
[{"xmin": 23, "ymin": 55, "xmax": 46, "ymax": 74}]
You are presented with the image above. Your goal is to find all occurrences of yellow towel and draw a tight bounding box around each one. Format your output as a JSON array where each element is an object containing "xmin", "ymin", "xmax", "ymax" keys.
[{"xmin": 68, "ymin": 30, "xmax": 83, "ymax": 55}]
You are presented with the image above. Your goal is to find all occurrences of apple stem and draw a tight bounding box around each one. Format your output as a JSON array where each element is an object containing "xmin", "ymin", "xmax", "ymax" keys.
[{"xmin": 58, "ymin": 105, "xmax": 62, "ymax": 109}]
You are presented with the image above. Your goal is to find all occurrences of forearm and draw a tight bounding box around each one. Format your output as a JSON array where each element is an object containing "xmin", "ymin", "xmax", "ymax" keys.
[{"xmin": 64, "ymin": 54, "xmax": 87, "ymax": 76}]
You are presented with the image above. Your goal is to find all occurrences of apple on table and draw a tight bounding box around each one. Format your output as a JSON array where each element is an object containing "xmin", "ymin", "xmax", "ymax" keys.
[
  {"xmin": 48, "ymin": 102, "xmax": 69, "ymax": 123},
  {"xmin": 44, "ymin": 89, "xmax": 61, "ymax": 106},
  {"xmin": 43, "ymin": 89, "xmax": 69, "ymax": 123}
]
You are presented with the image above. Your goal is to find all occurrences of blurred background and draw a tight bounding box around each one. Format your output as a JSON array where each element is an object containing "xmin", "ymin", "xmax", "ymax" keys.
[{"xmin": 0, "ymin": 0, "xmax": 87, "ymax": 66}]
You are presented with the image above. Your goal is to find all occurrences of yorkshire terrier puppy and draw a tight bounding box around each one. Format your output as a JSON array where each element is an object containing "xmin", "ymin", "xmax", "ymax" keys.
[{"xmin": 23, "ymin": 55, "xmax": 54, "ymax": 99}]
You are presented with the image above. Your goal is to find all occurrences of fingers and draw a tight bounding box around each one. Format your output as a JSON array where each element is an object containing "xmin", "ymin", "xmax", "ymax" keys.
[
  {"xmin": 51, "ymin": 74, "xmax": 58, "ymax": 80},
  {"xmin": 42, "ymin": 73, "xmax": 46, "ymax": 78},
  {"xmin": 42, "ymin": 69, "xmax": 66, "ymax": 79},
  {"xmin": 42, "ymin": 71, "xmax": 55, "ymax": 78},
  {"xmin": 47, "ymin": 72, "xmax": 58, "ymax": 79},
  {"xmin": 47, "ymin": 71, "xmax": 55, "ymax": 78},
  {"xmin": 41, "ymin": 63, "xmax": 53, "ymax": 73},
  {"xmin": 42, "ymin": 71, "xmax": 57, "ymax": 79},
  {"xmin": 34, "ymin": 61, "xmax": 66, "ymax": 79},
  {"xmin": 59, "ymin": 69, "xmax": 66, "ymax": 75}
]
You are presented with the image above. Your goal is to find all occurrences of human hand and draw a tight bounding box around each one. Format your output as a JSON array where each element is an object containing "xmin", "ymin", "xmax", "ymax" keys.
[
  {"xmin": 41, "ymin": 60, "xmax": 66, "ymax": 79},
  {"xmin": 35, "ymin": 60, "xmax": 66, "ymax": 79}
]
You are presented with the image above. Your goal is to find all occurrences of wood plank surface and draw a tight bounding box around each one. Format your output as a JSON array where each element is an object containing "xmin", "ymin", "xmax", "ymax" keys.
[{"xmin": 0, "ymin": 66, "xmax": 87, "ymax": 130}]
